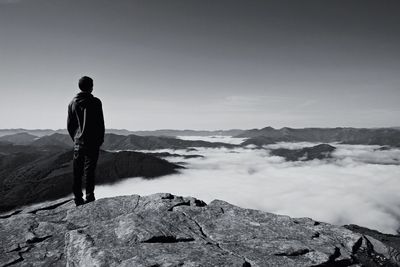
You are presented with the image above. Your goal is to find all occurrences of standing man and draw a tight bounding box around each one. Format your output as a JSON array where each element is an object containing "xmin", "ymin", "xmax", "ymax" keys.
[{"xmin": 67, "ymin": 76, "xmax": 105, "ymax": 206}]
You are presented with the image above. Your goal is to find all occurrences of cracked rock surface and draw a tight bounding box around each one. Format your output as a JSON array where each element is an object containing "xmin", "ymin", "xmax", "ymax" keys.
[{"xmin": 1, "ymin": 193, "xmax": 399, "ymax": 266}]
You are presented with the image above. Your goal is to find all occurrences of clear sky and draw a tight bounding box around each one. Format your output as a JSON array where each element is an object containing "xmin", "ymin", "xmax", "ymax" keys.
[{"xmin": 0, "ymin": 0, "xmax": 399, "ymax": 130}]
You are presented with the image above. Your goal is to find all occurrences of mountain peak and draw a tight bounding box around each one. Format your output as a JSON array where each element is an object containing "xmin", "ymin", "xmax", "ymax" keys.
[{"xmin": 261, "ymin": 126, "xmax": 276, "ymax": 131}]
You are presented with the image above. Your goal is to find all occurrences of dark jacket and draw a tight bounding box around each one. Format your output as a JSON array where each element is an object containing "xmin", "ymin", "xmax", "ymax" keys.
[{"xmin": 67, "ymin": 92, "xmax": 105, "ymax": 149}]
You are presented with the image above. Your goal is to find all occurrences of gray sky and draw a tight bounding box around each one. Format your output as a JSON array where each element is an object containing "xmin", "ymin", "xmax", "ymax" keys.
[{"xmin": 1, "ymin": 0, "xmax": 399, "ymax": 130}]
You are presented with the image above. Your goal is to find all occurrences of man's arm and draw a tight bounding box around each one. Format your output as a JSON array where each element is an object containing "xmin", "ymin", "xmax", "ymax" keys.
[
  {"xmin": 67, "ymin": 103, "xmax": 77, "ymax": 141},
  {"xmin": 97, "ymin": 99, "xmax": 105, "ymax": 146}
]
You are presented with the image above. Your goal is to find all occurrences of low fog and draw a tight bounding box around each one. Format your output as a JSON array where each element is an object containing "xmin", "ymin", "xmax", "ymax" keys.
[{"xmin": 97, "ymin": 138, "xmax": 400, "ymax": 234}]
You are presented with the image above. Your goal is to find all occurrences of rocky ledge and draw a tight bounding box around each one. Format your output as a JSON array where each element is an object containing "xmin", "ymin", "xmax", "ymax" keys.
[{"xmin": 1, "ymin": 193, "xmax": 399, "ymax": 267}]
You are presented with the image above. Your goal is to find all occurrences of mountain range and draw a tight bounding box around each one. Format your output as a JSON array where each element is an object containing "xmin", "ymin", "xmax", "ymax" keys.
[
  {"xmin": 1, "ymin": 126, "xmax": 399, "ymax": 211},
  {"xmin": 0, "ymin": 132, "xmax": 240, "ymax": 211},
  {"xmin": 0, "ymin": 143, "xmax": 182, "ymax": 212},
  {"xmin": 0, "ymin": 132, "xmax": 238, "ymax": 151},
  {"xmin": 2, "ymin": 126, "xmax": 400, "ymax": 151},
  {"xmin": 0, "ymin": 128, "xmax": 245, "ymax": 138},
  {"xmin": 238, "ymin": 127, "xmax": 400, "ymax": 147}
]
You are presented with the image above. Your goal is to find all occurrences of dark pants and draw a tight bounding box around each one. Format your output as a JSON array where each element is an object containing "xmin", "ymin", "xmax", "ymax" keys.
[{"xmin": 73, "ymin": 145, "xmax": 100, "ymax": 201}]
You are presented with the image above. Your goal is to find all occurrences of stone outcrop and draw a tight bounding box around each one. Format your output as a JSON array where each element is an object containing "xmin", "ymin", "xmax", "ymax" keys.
[{"xmin": 1, "ymin": 193, "xmax": 399, "ymax": 266}]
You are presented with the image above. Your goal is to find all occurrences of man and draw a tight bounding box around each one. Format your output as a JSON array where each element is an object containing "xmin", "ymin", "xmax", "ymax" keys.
[{"xmin": 67, "ymin": 76, "xmax": 105, "ymax": 206}]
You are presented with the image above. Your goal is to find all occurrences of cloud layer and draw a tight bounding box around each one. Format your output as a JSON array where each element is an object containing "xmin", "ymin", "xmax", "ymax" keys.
[{"xmin": 97, "ymin": 138, "xmax": 400, "ymax": 234}]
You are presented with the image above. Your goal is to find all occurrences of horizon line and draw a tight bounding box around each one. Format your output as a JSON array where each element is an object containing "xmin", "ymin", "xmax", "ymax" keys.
[{"xmin": 0, "ymin": 126, "xmax": 399, "ymax": 132}]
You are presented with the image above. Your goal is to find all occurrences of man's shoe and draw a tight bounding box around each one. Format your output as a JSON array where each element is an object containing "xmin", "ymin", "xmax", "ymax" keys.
[
  {"xmin": 85, "ymin": 194, "xmax": 95, "ymax": 204},
  {"xmin": 85, "ymin": 198, "xmax": 95, "ymax": 204},
  {"xmin": 74, "ymin": 198, "xmax": 85, "ymax": 207}
]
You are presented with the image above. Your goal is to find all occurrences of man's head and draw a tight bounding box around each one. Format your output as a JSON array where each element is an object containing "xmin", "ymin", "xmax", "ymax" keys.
[{"xmin": 78, "ymin": 76, "xmax": 93, "ymax": 92}]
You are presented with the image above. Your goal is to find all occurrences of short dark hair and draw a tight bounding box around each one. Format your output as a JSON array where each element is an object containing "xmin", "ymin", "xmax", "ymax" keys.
[{"xmin": 78, "ymin": 76, "xmax": 93, "ymax": 91}]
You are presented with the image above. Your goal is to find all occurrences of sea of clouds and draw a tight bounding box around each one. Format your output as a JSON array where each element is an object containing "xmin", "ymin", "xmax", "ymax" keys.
[{"xmin": 97, "ymin": 137, "xmax": 400, "ymax": 234}]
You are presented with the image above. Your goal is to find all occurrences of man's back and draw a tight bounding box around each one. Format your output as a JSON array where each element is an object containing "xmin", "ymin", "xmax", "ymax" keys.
[{"xmin": 67, "ymin": 91, "xmax": 105, "ymax": 148}]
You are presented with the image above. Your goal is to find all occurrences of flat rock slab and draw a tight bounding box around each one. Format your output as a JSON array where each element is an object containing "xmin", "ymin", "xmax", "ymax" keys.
[{"xmin": 0, "ymin": 193, "xmax": 399, "ymax": 266}]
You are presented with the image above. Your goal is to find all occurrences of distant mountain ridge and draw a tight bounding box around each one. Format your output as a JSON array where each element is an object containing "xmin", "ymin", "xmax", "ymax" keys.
[
  {"xmin": 0, "ymin": 128, "xmax": 245, "ymax": 137},
  {"xmin": 130, "ymin": 129, "xmax": 245, "ymax": 137},
  {"xmin": 102, "ymin": 133, "xmax": 237, "ymax": 150},
  {"xmin": 270, "ymin": 144, "xmax": 336, "ymax": 161},
  {"xmin": 0, "ymin": 129, "xmax": 61, "ymax": 138},
  {"xmin": 0, "ymin": 133, "xmax": 238, "ymax": 151},
  {"xmin": 30, "ymin": 133, "xmax": 72, "ymax": 148},
  {"xmin": 0, "ymin": 132, "xmax": 38, "ymax": 145},
  {"xmin": 238, "ymin": 126, "xmax": 400, "ymax": 147},
  {"xmin": 2, "ymin": 126, "xmax": 400, "ymax": 149}
]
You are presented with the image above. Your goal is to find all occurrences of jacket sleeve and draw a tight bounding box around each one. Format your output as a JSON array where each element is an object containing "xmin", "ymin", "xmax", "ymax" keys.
[
  {"xmin": 98, "ymin": 100, "xmax": 105, "ymax": 145},
  {"xmin": 67, "ymin": 103, "xmax": 77, "ymax": 141}
]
